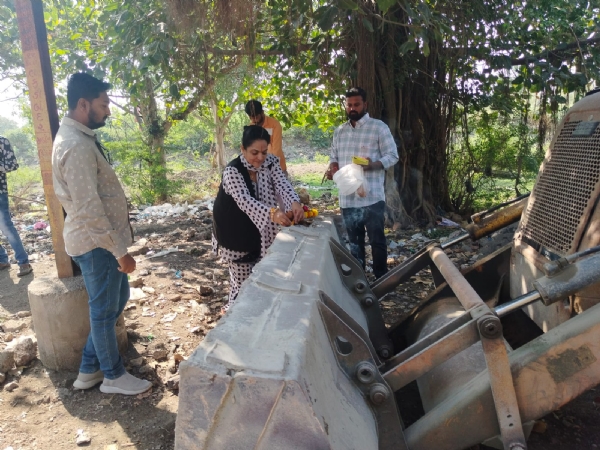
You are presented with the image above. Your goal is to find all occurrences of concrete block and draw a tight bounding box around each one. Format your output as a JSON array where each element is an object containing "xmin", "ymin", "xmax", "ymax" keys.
[
  {"xmin": 27, "ymin": 275, "xmax": 128, "ymax": 371},
  {"xmin": 175, "ymin": 220, "xmax": 377, "ymax": 449}
]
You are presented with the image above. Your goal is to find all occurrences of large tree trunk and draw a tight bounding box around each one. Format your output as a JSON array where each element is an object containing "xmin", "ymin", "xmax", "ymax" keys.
[
  {"xmin": 210, "ymin": 96, "xmax": 231, "ymax": 170},
  {"xmin": 150, "ymin": 135, "xmax": 168, "ymax": 202}
]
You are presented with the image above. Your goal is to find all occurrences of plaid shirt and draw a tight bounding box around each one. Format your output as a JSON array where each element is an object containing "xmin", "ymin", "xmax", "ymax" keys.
[
  {"xmin": 330, "ymin": 114, "xmax": 398, "ymax": 208},
  {"xmin": 0, "ymin": 136, "xmax": 19, "ymax": 195}
]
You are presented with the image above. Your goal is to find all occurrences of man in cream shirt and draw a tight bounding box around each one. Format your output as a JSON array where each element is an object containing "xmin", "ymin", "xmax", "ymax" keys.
[{"xmin": 52, "ymin": 73, "xmax": 151, "ymax": 395}]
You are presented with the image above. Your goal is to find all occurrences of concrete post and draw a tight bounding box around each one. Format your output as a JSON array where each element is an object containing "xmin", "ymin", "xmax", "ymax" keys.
[{"xmin": 27, "ymin": 276, "xmax": 128, "ymax": 371}]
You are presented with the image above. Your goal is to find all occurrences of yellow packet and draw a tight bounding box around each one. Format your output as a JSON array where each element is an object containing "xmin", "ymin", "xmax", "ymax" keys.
[{"xmin": 352, "ymin": 156, "xmax": 369, "ymax": 165}]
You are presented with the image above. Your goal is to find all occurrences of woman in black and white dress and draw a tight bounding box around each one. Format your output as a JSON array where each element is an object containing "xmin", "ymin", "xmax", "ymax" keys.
[{"xmin": 212, "ymin": 125, "xmax": 304, "ymax": 310}]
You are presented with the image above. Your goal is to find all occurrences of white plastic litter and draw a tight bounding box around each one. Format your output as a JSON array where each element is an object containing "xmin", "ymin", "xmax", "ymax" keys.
[
  {"xmin": 129, "ymin": 287, "xmax": 147, "ymax": 300},
  {"xmin": 145, "ymin": 247, "xmax": 180, "ymax": 259},
  {"xmin": 333, "ymin": 164, "xmax": 367, "ymax": 196},
  {"xmin": 141, "ymin": 200, "xmax": 214, "ymax": 218},
  {"xmin": 438, "ymin": 217, "xmax": 461, "ymax": 227},
  {"xmin": 160, "ymin": 312, "xmax": 177, "ymax": 323}
]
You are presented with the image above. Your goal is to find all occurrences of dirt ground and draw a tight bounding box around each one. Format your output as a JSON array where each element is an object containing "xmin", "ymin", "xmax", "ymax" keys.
[{"xmin": 1, "ymin": 190, "xmax": 600, "ymax": 450}]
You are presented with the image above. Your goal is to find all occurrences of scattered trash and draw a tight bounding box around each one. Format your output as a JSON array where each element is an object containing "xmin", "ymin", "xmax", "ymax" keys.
[
  {"xmin": 388, "ymin": 240, "xmax": 406, "ymax": 250},
  {"xmin": 75, "ymin": 429, "xmax": 91, "ymax": 446},
  {"xmin": 145, "ymin": 247, "xmax": 180, "ymax": 260},
  {"xmin": 437, "ymin": 217, "xmax": 461, "ymax": 227},
  {"xmin": 129, "ymin": 288, "xmax": 147, "ymax": 300},
  {"xmin": 138, "ymin": 200, "xmax": 213, "ymax": 218},
  {"xmin": 160, "ymin": 312, "xmax": 177, "ymax": 323}
]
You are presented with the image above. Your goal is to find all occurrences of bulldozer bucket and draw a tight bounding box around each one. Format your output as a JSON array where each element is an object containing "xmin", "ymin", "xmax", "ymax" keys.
[{"xmin": 175, "ymin": 221, "xmax": 406, "ymax": 449}]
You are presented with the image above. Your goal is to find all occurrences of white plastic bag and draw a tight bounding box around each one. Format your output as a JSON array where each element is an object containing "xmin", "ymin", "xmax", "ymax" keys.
[{"xmin": 333, "ymin": 163, "xmax": 367, "ymax": 197}]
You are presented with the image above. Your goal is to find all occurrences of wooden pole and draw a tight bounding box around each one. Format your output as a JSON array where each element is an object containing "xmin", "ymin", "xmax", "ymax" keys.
[{"xmin": 15, "ymin": 0, "xmax": 74, "ymax": 278}]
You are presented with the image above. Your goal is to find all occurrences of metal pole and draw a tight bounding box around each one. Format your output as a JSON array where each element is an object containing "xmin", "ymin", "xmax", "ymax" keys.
[
  {"xmin": 15, "ymin": 0, "xmax": 74, "ymax": 278},
  {"xmin": 440, "ymin": 233, "xmax": 469, "ymax": 250},
  {"xmin": 429, "ymin": 246, "xmax": 484, "ymax": 311},
  {"xmin": 495, "ymin": 291, "xmax": 542, "ymax": 318}
]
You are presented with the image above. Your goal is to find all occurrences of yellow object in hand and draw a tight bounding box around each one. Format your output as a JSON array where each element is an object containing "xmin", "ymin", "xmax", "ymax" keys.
[{"xmin": 352, "ymin": 156, "xmax": 369, "ymax": 165}]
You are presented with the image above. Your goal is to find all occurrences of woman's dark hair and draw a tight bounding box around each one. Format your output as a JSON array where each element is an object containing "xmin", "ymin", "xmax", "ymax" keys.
[
  {"xmin": 67, "ymin": 73, "xmax": 111, "ymax": 110},
  {"xmin": 242, "ymin": 125, "xmax": 270, "ymax": 149}
]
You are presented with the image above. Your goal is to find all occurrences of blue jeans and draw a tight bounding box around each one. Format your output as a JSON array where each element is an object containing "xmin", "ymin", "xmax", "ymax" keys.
[
  {"xmin": 0, "ymin": 192, "xmax": 29, "ymax": 265},
  {"xmin": 72, "ymin": 247, "xmax": 129, "ymax": 379},
  {"xmin": 342, "ymin": 201, "xmax": 388, "ymax": 279}
]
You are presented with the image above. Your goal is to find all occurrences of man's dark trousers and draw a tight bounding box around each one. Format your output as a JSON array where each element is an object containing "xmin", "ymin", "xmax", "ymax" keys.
[{"xmin": 341, "ymin": 200, "xmax": 388, "ymax": 279}]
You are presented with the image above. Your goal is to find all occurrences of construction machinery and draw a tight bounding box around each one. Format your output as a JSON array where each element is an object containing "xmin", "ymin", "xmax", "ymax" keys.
[{"xmin": 175, "ymin": 92, "xmax": 600, "ymax": 450}]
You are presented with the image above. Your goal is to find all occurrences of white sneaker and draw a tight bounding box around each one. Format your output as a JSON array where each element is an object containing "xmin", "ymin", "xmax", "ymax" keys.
[
  {"xmin": 100, "ymin": 372, "xmax": 152, "ymax": 395},
  {"xmin": 73, "ymin": 370, "xmax": 104, "ymax": 389}
]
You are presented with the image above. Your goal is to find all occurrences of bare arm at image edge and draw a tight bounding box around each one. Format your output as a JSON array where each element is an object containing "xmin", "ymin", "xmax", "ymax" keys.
[{"xmin": 269, "ymin": 118, "xmax": 286, "ymax": 172}]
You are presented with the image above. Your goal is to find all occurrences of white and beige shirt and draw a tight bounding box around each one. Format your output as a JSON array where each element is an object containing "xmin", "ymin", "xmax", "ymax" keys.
[{"xmin": 52, "ymin": 117, "xmax": 132, "ymax": 258}]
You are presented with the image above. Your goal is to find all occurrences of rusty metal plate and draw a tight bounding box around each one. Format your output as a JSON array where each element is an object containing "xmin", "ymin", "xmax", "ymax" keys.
[
  {"xmin": 546, "ymin": 346, "xmax": 597, "ymax": 384},
  {"xmin": 519, "ymin": 120, "xmax": 600, "ymax": 256}
]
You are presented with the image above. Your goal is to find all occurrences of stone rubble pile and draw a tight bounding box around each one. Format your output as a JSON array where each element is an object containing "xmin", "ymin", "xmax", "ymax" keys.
[{"xmin": 0, "ymin": 310, "xmax": 38, "ymax": 390}]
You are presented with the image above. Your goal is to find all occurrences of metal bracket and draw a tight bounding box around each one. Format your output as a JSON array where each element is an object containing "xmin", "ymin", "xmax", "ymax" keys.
[
  {"xmin": 317, "ymin": 291, "xmax": 408, "ymax": 450},
  {"xmin": 320, "ymin": 292, "xmax": 381, "ymax": 366},
  {"xmin": 469, "ymin": 305, "xmax": 527, "ymax": 450},
  {"xmin": 422, "ymin": 247, "xmax": 527, "ymax": 450},
  {"xmin": 329, "ymin": 238, "xmax": 394, "ymax": 359}
]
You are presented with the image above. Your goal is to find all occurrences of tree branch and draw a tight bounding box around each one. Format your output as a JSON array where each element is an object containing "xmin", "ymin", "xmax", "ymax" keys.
[
  {"xmin": 447, "ymin": 35, "xmax": 600, "ymax": 67},
  {"xmin": 509, "ymin": 35, "xmax": 600, "ymax": 65},
  {"xmin": 207, "ymin": 44, "xmax": 310, "ymax": 56},
  {"xmin": 165, "ymin": 77, "xmax": 217, "ymax": 133}
]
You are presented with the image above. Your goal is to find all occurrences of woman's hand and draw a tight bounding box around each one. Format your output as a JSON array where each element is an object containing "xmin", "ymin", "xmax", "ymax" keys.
[
  {"xmin": 273, "ymin": 209, "xmax": 292, "ymax": 227},
  {"xmin": 290, "ymin": 202, "xmax": 305, "ymax": 223}
]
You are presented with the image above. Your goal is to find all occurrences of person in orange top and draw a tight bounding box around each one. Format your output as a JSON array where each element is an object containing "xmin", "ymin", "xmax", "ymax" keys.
[{"xmin": 245, "ymin": 100, "xmax": 286, "ymax": 175}]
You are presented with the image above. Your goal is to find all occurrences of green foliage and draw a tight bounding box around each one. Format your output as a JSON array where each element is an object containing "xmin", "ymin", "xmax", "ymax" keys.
[
  {"xmin": 5, "ymin": 128, "xmax": 37, "ymax": 165},
  {"xmin": 227, "ymin": 111, "xmax": 250, "ymax": 153},
  {"xmin": 314, "ymin": 152, "xmax": 330, "ymax": 164},
  {"xmin": 0, "ymin": 117, "xmax": 18, "ymax": 135},
  {"xmin": 0, "ymin": 117, "xmax": 38, "ymax": 166},
  {"xmin": 448, "ymin": 110, "xmax": 541, "ymax": 214},
  {"xmin": 0, "ymin": 2, "xmax": 24, "ymax": 83},
  {"xmin": 164, "ymin": 115, "xmax": 212, "ymax": 155},
  {"xmin": 284, "ymin": 125, "xmax": 334, "ymax": 149},
  {"xmin": 292, "ymin": 171, "xmax": 338, "ymax": 199},
  {"xmin": 106, "ymin": 140, "xmax": 183, "ymax": 205},
  {"xmin": 6, "ymin": 165, "xmax": 43, "ymax": 207}
]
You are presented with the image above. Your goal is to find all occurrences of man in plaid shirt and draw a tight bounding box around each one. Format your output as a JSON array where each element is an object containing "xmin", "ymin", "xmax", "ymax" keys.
[{"xmin": 328, "ymin": 87, "xmax": 399, "ymax": 279}]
